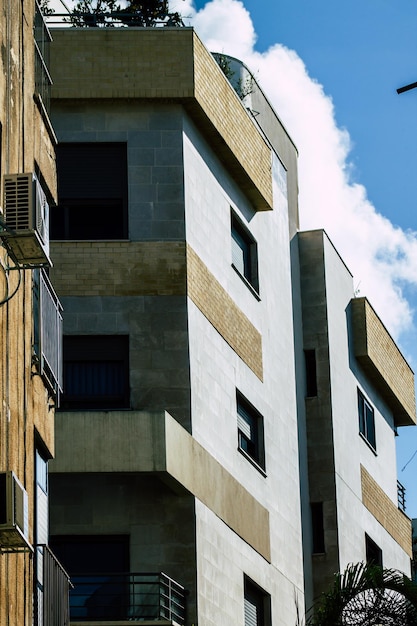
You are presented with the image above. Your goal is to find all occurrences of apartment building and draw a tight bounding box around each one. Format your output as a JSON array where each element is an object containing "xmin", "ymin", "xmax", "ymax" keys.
[
  {"xmin": 293, "ymin": 229, "xmax": 415, "ymax": 603},
  {"xmin": 0, "ymin": 2, "xmax": 69, "ymax": 625},
  {"xmin": 47, "ymin": 26, "xmax": 303, "ymax": 626},
  {"xmin": 46, "ymin": 23, "xmax": 415, "ymax": 626}
]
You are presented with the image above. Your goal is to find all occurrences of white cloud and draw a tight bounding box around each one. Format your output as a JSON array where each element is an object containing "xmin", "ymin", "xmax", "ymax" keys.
[{"xmin": 188, "ymin": 0, "xmax": 417, "ymax": 343}]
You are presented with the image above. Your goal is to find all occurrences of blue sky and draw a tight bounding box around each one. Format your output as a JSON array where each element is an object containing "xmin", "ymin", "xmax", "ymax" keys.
[
  {"xmin": 192, "ymin": 0, "xmax": 417, "ymax": 231},
  {"xmin": 186, "ymin": 0, "xmax": 417, "ymax": 516}
]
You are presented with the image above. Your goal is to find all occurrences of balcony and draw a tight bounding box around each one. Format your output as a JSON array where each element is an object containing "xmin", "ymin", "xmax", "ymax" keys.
[
  {"xmin": 35, "ymin": 545, "xmax": 71, "ymax": 626},
  {"xmin": 68, "ymin": 572, "xmax": 186, "ymax": 625},
  {"xmin": 35, "ymin": 1, "xmax": 53, "ymax": 113},
  {"xmin": 33, "ymin": 269, "xmax": 63, "ymax": 402},
  {"xmin": 397, "ymin": 479, "xmax": 407, "ymax": 513}
]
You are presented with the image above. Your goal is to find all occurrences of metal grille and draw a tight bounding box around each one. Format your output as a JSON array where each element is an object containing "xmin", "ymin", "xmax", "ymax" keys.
[
  {"xmin": 36, "ymin": 545, "xmax": 71, "ymax": 626},
  {"xmin": 4, "ymin": 174, "xmax": 32, "ymax": 232},
  {"xmin": 40, "ymin": 270, "xmax": 63, "ymax": 398},
  {"xmin": 69, "ymin": 572, "xmax": 186, "ymax": 623},
  {"xmin": 397, "ymin": 480, "xmax": 407, "ymax": 513},
  {"xmin": 34, "ymin": 1, "xmax": 52, "ymax": 113}
]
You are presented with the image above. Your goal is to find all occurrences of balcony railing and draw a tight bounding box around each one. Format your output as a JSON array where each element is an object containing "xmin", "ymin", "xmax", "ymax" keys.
[
  {"xmin": 35, "ymin": 1, "xmax": 52, "ymax": 113},
  {"xmin": 69, "ymin": 572, "xmax": 186, "ymax": 624},
  {"xmin": 33, "ymin": 269, "xmax": 63, "ymax": 403},
  {"xmin": 35, "ymin": 545, "xmax": 72, "ymax": 626},
  {"xmin": 397, "ymin": 479, "xmax": 407, "ymax": 513}
]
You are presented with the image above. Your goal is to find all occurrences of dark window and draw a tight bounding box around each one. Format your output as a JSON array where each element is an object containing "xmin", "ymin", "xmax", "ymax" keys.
[
  {"xmin": 61, "ymin": 335, "xmax": 129, "ymax": 410},
  {"xmin": 365, "ymin": 533, "xmax": 383, "ymax": 566},
  {"xmin": 244, "ymin": 577, "xmax": 271, "ymax": 626},
  {"xmin": 50, "ymin": 535, "xmax": 129, "ymax": 621},
  {"xmin": 311, "ymin": 502, "xmax": 325, "ymax": 554},
  {"xmin": 237, "ymin": 392, "xmax": 265, "ymax": 471},
  {"xmin": 51, "ymin": 143, "xmax": 128, "ymax": 240},
  {"xmin": 358, "ymin": 389, "xmax": 376, "ymax": 451},
  {"xmin": 304, "ymin": 349, "xmax": 317, "ymax": 397},
  {"xmin": 231, "ymin": 211, "xmax": 259, "ymax": 292}
]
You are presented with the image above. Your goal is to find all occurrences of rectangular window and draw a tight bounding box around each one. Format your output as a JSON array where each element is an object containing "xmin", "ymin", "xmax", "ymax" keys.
[
  {"xmin": 365, "ymin": 533, "xmax": 382, "ymax": 567},
  {"xmin": 51, "ymin": 142, "xmax": 128, "ymax": 240},
  {"xmin": 237, "ymin": 392, "xmax": 265, "ymax": 471},
  {"xmin": 61, "ymin": 335, "xmax": 130, "ymax": 410},
  {"xmin": 231, "ymin": 210, "xmax": 259, "ymax": 293},
  {"xmin": 244, "ymin": 577, "xmax": 271, "ymax": 626},
  {"xmin": 311, "ymin": 502, "xmax": 325, "ymax": 554},
  {"xmin": 304, "ymin": 349, "xmax": 317, "ymax": 397},
  {"xmin": 358, "ymin": 389, "xmax": 376, "ymax": 451}
]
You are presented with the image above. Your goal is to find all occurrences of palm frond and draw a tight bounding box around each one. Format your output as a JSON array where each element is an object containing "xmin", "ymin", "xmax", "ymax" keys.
[{"xmin": 307, "ymin": 562, "xmax": 417, "ymax": 626}]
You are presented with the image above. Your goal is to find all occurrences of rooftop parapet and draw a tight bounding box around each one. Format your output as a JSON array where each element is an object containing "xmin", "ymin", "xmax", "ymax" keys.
[
  {"xmin": 350, "ymin": 297, "xmax": 416, "ymax": 427},
  {"xmin": 50, "ymin": 27, "xmax": 273, "ymax": 211}
]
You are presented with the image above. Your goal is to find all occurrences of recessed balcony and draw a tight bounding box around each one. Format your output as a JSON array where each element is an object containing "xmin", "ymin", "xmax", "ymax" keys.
[{"xmin": 68, "ymin": 572, "xmax": 185, "ymax": 625}]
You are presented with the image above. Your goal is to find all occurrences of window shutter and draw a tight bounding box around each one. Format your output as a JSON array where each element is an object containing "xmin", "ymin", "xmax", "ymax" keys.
[
  {"xmin": 244, "ymin": 594, "xmax": 258, "ymax": 626},
  {"xmin": 238, "ymin": 405, "xmax": 254, "ymax": 441}
]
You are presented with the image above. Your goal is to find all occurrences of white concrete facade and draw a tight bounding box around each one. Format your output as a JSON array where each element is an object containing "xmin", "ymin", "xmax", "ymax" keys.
[{"xmin": 296, "ymin": 229, "xmax": 413, "ymax": 603}]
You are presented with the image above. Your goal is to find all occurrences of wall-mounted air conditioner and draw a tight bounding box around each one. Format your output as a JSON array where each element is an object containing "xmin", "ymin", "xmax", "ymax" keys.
[
  {"xmin": 0, "ymin": 471, "xmax": 32, "ymax": 551},
  {"xmin": 0, "ymin": 173, "xmax": 51, "ymax": 267}
]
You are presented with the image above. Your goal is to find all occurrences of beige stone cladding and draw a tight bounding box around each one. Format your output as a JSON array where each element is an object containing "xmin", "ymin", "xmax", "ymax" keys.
[
  {"xmin": 361, "ymin": 465, "xmax": 412, "ymax": 557},
  {"xmin": 50, "ymin": 27, "xmax": 272, "ymax": 211},
  {"xmin": 50, "ymin": 241, "xmax": 187, "ymax": 296},
  {"xmin": 187, "ymin": 245, "xmax": 263, "ymax": 380},
  {"xmin": 50, "ymin": 409, "xmax": 271, "ymax": 562},
  {"xmin": 351, "ymin": 297, "xmax": 416, "ymax": 426}
]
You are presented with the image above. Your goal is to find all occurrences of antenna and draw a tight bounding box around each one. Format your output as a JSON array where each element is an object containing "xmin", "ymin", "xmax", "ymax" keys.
[{"xmin": 397, "ymin": 81, "xmax": 417, "ymax": 94}]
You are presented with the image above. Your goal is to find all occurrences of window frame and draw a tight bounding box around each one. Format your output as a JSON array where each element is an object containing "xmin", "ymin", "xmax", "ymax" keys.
[
  {"xmin": 244, "ymin": 576, "xmax": 271, "ymax": 626},
  {"xmin": 358, "ymin": 388, "xmax": 376, "ymax": 452},
  {"xmin": 237, "ymin": 391, "xmax": 265, "ymax": 473},
  {"xmin": 231, "ymin": 210, "xmax": 259, "ymax": 294},
  {"xmin": 365, "ymin": 533, "xmax": 383, "ymax": 567}
]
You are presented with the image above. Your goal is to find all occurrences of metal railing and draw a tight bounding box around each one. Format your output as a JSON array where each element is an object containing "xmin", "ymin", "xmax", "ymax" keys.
[
  {"xmin": 35, "ymin": 545, "xmax": 72, "ymax": 626},
  {"xmin": 44, "ymin": 12, "xmax": 185, "ymax": 28},
  {"xmin": 34, "ymin": 2, "xmax": 52, "ymax": 112},
  {"xmin": 33, "ymin": 269, "xmax": 63, "ymax": 402},
  {"xmin": 397, "ymin": 479, "xmax": 407, "ymax": 513},
  {"xmin": 69, "ymin": 572, "xmax": 186, "ymax": 623}
]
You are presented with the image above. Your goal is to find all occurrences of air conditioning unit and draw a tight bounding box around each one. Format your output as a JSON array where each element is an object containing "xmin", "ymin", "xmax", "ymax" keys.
[
  {"xmin": 0, "ymin": 173, "xmax": 51, "ymax": 267},
  {"xmin": 0, "ymin": 471, "xmax": 32, "ymax": 551}
]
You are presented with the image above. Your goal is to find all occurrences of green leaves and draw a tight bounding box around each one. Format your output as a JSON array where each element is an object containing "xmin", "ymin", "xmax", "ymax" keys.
[
  {"xmin": 307, "ymin": 562, "xmax": 417, "ymax": 626},
  {"xmin": 68, "ymin": 0, "xmax": 183, "ymax": 27}
]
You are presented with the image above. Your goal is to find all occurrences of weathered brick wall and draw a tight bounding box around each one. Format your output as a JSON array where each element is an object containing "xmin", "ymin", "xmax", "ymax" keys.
[
  {"xmin": 50, "ymin": 241, "xmax": 187, "ymax": 296},
  {"xmin": 187, "ymin": 245, "xmax": 263, "ymax": 380},
  {"xmin": 361, "ymin": 465, "xmax": 412, "ymax": 557},
  {"xmin": 351, "ymin": 297, "xmax": 416, "ymax": 426}
]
